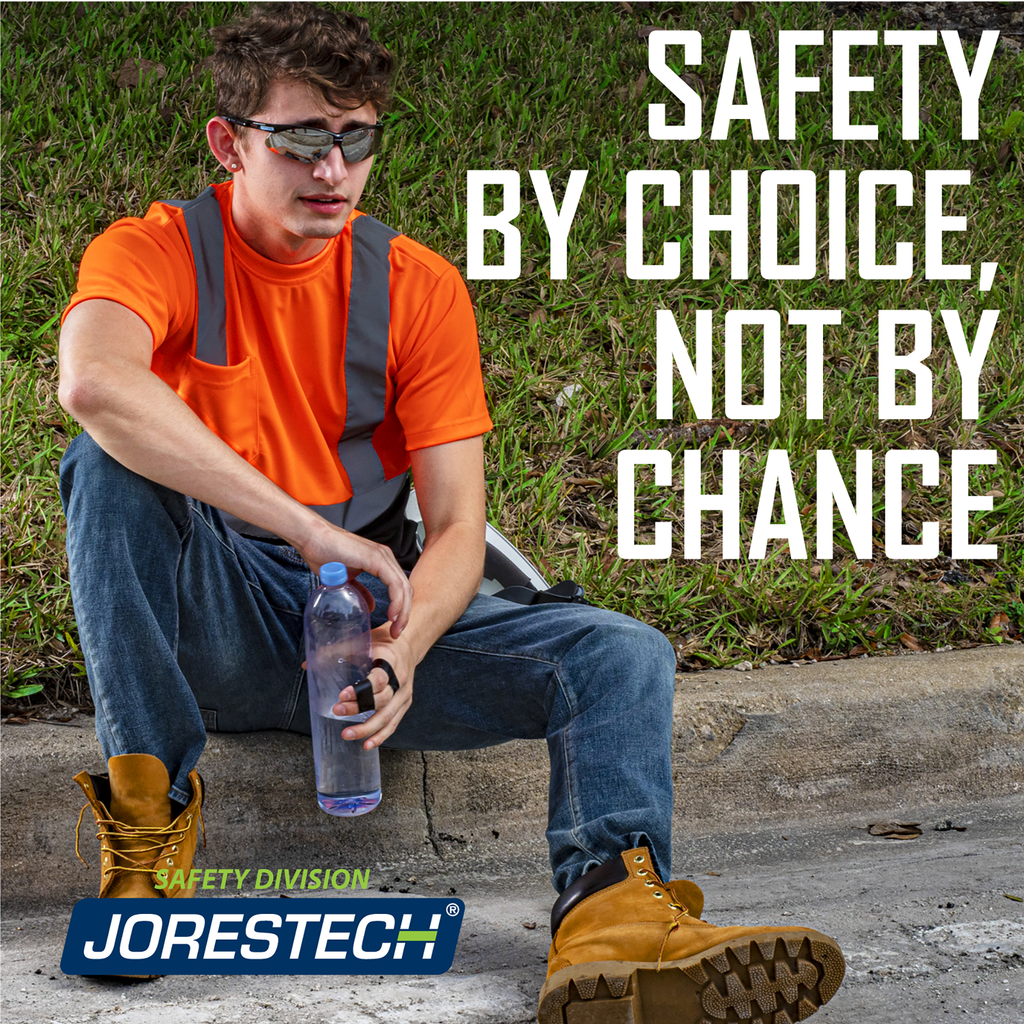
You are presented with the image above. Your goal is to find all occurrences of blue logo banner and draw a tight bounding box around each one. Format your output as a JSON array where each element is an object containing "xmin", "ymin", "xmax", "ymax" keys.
[{"xmin": 61, "ymin": 898, "xmax": 465, "ymax": 975}]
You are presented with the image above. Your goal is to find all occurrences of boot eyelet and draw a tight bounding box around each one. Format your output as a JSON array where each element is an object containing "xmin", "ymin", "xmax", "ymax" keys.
[
  {"xmin": 167, "ymin": 859, "xmax": 174, "ymax": 866},
  {"xmin": 644, "ymin": 879, "xmax": 655, "ymax": 886},
  {"xmin": 633, "ymin": 855, "xmax": 645, "ymax": 863},
  {"xmin": 653, "ymin": 891, "xmax": 664, "ymax": 899},
  {"xmin": 637, "ymin": 868, "xmax": 648, "ymax": 876},
  {"xmin": 171, "ymin": 845, "xmax": 178, "ymax": 852}
]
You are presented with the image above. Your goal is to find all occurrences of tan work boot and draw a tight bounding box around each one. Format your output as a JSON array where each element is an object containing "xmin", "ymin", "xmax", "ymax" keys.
[
  {"xmin": 74, "ymin": 753, "xmax": 204, "ymax": 899},
  {"xmin": 538, "ymin": 847, "xmax": 845, "ymax": 1024}
]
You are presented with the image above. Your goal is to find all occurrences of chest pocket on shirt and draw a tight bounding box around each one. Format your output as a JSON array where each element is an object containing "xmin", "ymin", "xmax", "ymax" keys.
[{"xmin": 178, "ymin": 353, "xmax": 260, "ymax": 464}]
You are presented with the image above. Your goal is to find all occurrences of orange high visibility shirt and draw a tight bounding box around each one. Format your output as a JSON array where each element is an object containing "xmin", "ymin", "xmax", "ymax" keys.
[{"xmin": 63, "ymin": 182, "xmax": 492, "ymax": 507}]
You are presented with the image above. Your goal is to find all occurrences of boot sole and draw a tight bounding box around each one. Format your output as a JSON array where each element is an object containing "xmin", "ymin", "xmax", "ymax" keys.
[{"xmin": 538, "ymin": 930, "xmax": 844, "ymax": 1024}]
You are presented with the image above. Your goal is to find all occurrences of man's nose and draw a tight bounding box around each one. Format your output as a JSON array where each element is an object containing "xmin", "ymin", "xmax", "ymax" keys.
[{"xmin": 311, "ymin": 143, "xmax": 349, "ymax": 183}]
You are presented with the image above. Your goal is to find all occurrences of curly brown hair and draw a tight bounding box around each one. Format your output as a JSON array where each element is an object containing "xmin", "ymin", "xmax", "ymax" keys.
[{"xmin": 211, "ymin": 3, "xmax": 393, "ymax": 117}]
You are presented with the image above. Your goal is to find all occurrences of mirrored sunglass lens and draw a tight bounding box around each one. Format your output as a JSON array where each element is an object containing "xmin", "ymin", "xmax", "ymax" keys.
[
  {"xmin": 265, "ymin": 126, "xmax": 378, "ymax": 163},
  {"xmin": 341, "ymin": 128, "xmax": 376, "ymax": 162},
  {"xmin": 267, "ymin": 128, "xmax": 333, "ymax": 162}
]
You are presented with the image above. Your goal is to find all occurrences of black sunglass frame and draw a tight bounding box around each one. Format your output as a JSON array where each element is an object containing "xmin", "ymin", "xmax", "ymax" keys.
[{"xmin": 219, "ymin": 115, "xmax": 385, "ymax": 163}]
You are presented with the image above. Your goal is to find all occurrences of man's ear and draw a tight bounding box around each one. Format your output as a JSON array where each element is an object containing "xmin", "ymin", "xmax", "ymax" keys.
[{"xmin": 207, "ymin": 117, "xmax": 243, "ymax": 173}]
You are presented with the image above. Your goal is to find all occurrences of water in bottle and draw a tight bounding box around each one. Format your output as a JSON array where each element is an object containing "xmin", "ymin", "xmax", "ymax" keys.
[{"xmin": 303, "ymin": 562, "xmax": 381, "ymax": 816}]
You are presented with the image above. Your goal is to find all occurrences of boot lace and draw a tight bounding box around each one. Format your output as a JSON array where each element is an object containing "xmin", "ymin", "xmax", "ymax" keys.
[
  {"xmin": 656, "ymin": 890, "xmax": 692, "ymax": 971},
  {"xmin": 75, "ymin": 803, "xmax": 206, "ymax": 875}
]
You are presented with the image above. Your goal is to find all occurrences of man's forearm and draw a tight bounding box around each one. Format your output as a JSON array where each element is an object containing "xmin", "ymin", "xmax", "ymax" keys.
[
  {"xmin": 64, "ymin": 362, "xmax": 323, "ymax": 550},
  {"xmin": 63, "ymin": 355, "xmax": 414, "ymax": 631},
  {"xmin": 400, "ymin": 517, "xmax": 484, "ymax": 665}
]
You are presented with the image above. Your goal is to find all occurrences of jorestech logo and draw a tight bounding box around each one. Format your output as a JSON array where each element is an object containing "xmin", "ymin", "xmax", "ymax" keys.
[{"xmin": 61, "ymin": 898, "xmax": 465, "ymax": 975}]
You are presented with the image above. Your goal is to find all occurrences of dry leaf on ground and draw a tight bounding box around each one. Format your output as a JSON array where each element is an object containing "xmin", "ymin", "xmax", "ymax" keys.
[
  {"xmin": 856, "ymin": 821, "xmax": 923, "ymax": 840},
  {"xmin": 900, "ymin": 632, "xmax": 926, "ymax": 651}
]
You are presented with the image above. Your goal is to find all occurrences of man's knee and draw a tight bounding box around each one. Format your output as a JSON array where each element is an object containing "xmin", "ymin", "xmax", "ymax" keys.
[
  {"xmin": 640, "ymin": 621, "xmax": 677, "ymax": 680},
  {"xmin": 568, "ymin": 612, "xmax": 676, "ymax": 699}
]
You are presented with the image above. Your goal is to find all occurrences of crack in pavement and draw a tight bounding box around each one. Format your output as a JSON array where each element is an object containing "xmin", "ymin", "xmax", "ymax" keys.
[{"xmin": 421, "ymin": 751, "xmax": 442, "ymax": 860}]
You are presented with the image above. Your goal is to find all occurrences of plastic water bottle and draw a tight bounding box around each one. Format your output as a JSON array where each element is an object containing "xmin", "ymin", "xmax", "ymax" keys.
[{"xmin": 303, "ymin": 562, "xmax": 381, "ymax": 816}]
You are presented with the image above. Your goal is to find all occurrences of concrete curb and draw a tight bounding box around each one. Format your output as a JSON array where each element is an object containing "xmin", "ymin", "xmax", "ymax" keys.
[{"xmin": 2, "ymin": 646, "xmax": 1021, "ymax": 913}]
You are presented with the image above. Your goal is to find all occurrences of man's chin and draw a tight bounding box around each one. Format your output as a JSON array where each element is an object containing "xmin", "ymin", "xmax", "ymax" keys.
[
  {"xmin": 295, "ymin": 213, "xmax": 351, "ymax": 240},
  {"xmin": 303, "ymin": 225, "xmax": 346, "ymax": 240}
]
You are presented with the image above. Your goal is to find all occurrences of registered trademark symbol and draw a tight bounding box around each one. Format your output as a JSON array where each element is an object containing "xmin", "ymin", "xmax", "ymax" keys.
[{"xmin": 446, "ymin": 903, "xmax": 460, "ymax": 917}]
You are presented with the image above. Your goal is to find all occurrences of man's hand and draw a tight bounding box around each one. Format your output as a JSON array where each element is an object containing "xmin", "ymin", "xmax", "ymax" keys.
[
  {"xmin": 330, "ymin": 625, "xmax": 415, "ymax": 749},
  {"xmin": 292, "ymin": 521, "xmax": 412, "ymax": 638}
]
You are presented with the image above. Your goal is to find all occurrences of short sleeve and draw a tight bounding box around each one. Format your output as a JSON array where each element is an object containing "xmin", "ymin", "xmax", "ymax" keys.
[{"xmin": 62, "ymin": 206, "xmax": 197, "ymax": 352}]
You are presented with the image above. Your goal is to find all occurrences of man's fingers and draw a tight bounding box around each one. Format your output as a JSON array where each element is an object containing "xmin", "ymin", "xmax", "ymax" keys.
[
  {"xmin": 333, "ymin": 666, "xmax": 394, "ymax": 717},
  {"xmin": 307, "ymin": 531, "xmax": 409, "ymax": 624},
  {"xmin": 341, "ymin": 687, "xmax": 408, "ymax": 748},
  {"xmin": 348, "ymin": 578, "xmax": 376, "ymax": 613},
  {"xmin": 360, "ymin": 710, "xmax": 401, "ymax": 749},
  {"xmin": 382, "ymin": 564, "xmax": 412, "ymax": 634},
  {"xmin": 357, "ymin": 544, "xmax": 412, "ymax": 631},
  {"xmin": 345, "ymin": 565, "xmax": 406, "ymax": 631},
  {"xmin": 337, "ymin": 665, "xmax": 409, "ymax": 748}
]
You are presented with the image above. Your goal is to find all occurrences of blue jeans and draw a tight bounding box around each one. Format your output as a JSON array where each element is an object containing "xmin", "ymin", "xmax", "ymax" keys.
[{"xmin": 59, "ymin": 432, "xmax": 677, "ymax": 891}]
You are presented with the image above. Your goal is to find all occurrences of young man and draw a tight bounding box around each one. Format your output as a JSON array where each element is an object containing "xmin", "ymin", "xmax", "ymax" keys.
[{"xmin": 58, "ymin": 5, "xmax": 844, "ymax": 1021}]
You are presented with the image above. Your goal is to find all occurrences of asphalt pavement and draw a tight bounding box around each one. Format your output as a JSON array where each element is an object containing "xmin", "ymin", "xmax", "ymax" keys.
[{"xmin": 2, "ymin": 645, "xmax": 1022, "ymax": 1022}]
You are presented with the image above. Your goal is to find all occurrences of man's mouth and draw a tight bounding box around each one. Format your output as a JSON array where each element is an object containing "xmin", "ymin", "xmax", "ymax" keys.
[{"xmin": 300, "ymin": 195, "xmax": 347, "ymax": 211}]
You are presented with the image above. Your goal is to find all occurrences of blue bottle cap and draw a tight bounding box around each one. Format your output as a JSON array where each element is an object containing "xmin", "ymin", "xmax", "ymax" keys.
[{"xmin": 319, "ymin": 562, "xmax": 348, "ymax": 586}]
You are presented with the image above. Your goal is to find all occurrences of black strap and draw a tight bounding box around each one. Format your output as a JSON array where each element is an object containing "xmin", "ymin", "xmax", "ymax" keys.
[
  {"xmin": 493, "ymin": 579, "xmax": 590, "ymax": 607},
  {"xmin": 374, "ymin": 658, "xmax": 400, "ymax": 694},
  {"xmin": 352, "ymin": 658, "xmax": 400, "ymax": 714}
]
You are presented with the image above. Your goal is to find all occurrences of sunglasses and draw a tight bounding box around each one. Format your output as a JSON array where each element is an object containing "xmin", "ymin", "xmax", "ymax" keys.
[{"xmin": 220, "ymin": 116, "xmax": 384, "ymax": 164}]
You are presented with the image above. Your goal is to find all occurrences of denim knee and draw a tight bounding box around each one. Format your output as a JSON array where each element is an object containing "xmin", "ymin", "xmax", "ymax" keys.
[
  {"xmin": 634, "ymin": 621, "xmax": 677, "ymax": 686},
  {"xmin": 561, "ymin": 614, "xmax": 677, "ymax": 708}
]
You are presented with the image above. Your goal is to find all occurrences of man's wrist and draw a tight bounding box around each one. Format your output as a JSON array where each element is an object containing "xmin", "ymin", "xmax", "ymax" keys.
[{"xmin": 277, "ymin": 505, "xmax": 333, "ymax": 563}]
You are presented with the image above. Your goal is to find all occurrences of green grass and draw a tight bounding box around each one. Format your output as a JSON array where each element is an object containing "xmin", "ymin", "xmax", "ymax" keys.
[{"xmin": 2, "ymin": 1, "xmax": 1022, "ymax": 703}]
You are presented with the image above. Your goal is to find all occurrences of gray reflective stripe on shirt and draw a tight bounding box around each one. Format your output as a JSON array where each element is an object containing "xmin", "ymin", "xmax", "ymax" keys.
[
  {"xmin": 334, "ymin": 214, "xmax": 402, "ymax": 531},
  {"xmin": 307, "ymin": 474, "xmax": 408, "ymax": 532},
  {"xmin": 162, "ymin": 187, "xmax": 228, "ymax": 366},
  {"xmin": 163, "ymin": 188, "xmax": 407, "ymax": 534}
]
